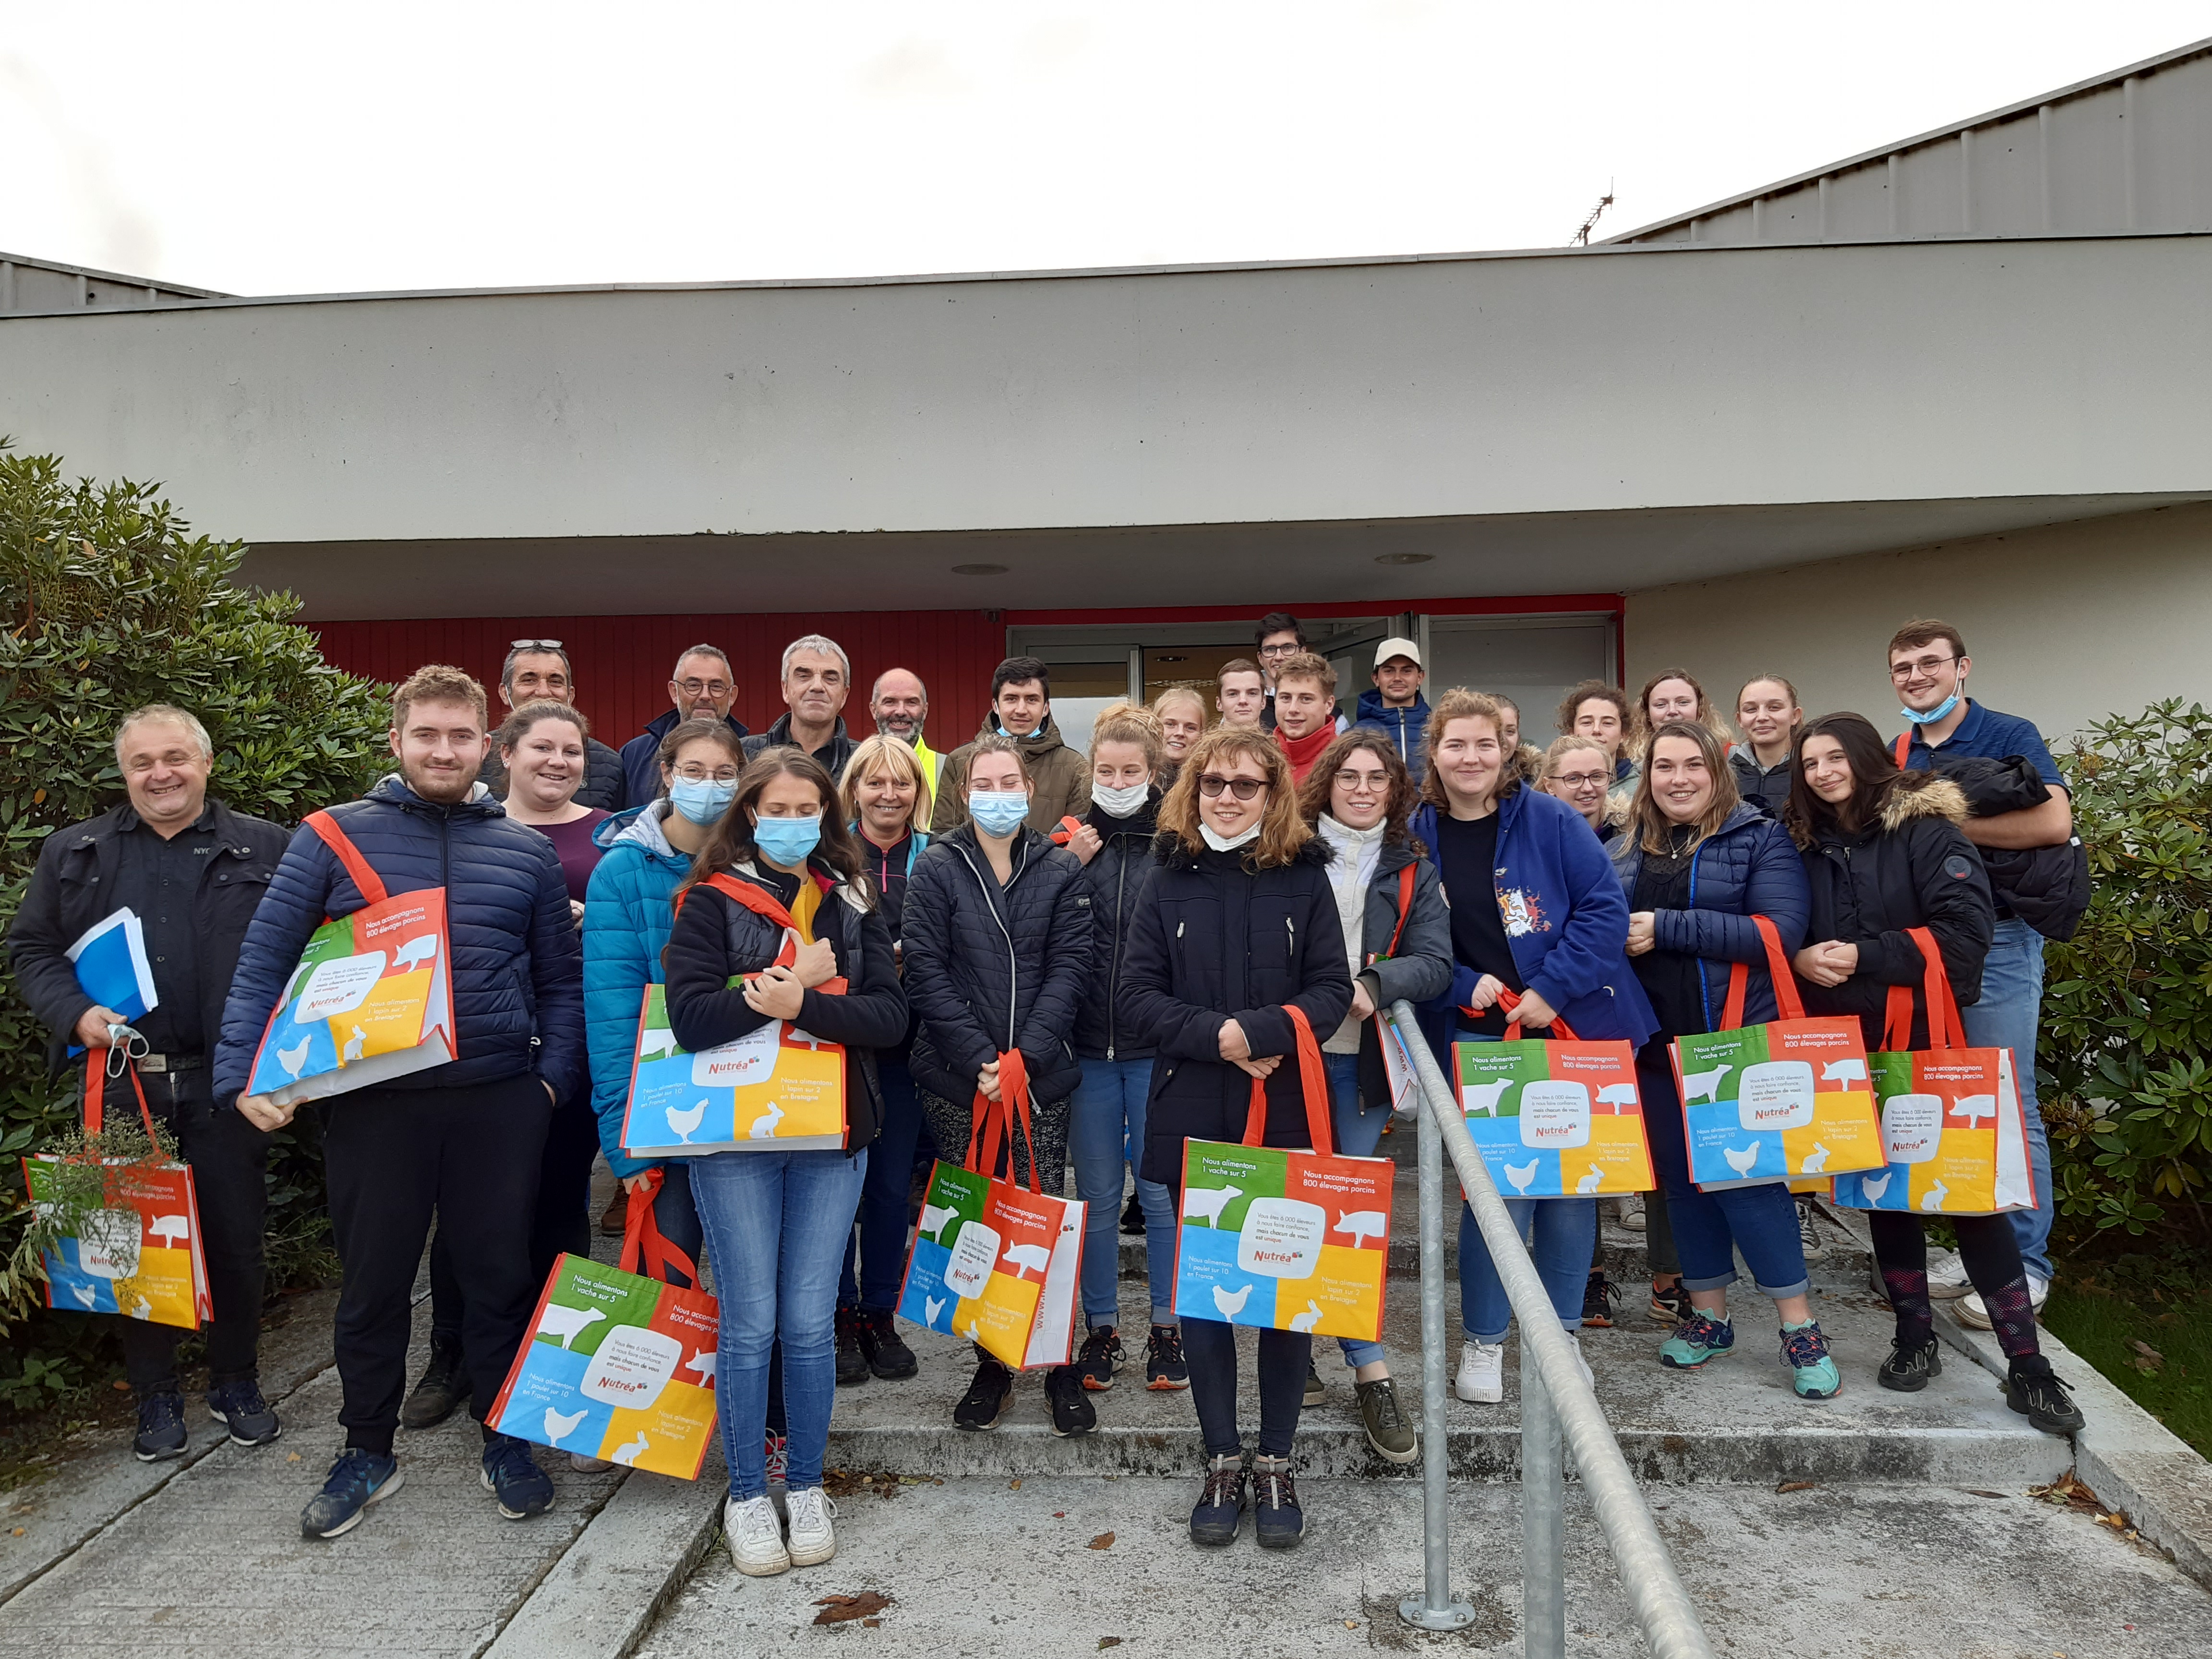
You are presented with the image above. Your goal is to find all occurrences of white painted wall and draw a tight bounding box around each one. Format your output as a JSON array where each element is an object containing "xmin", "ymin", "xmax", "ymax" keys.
[{"xmin": 1623, "ymin": 500, "xmax": 2212, "ymax": 745}]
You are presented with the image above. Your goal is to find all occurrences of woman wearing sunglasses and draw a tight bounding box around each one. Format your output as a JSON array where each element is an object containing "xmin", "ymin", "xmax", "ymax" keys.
[{"xmin": 1121, "ymin": 727, "xmax": 1353, "ymax": 1550}]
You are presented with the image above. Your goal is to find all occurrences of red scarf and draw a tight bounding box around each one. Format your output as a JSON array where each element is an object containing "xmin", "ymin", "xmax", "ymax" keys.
[{"xmin": 1275, "ymin": 721, "xmax": 1334, "ymax": 783}]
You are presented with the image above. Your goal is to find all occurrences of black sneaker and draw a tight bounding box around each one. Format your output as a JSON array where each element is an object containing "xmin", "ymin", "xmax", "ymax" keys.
[
  {"xmin": 1120, "ymin": 1190, "xmax": 1145, "ymax": 1235},
  {"xmin": 1250, "ymin": 1455, "xmax": 1304, "ymax": 1548},
  {"xmin": 855, "ymin": 1308, "xmax": 918, "ymax": 1380},
  {"xmin": 953, "ymin": 1356, "xmax": 1013, "ymax": 1431},
  {"xmin": 301, "ymin": 1447, "xmax": 401, "ymax": 1540},
  {"xmin": 400, "ymin": 1335, "xmax": 466, "ymax": 1431},
  {"xmin": 1582, "ymin": 1271, "xmax": 1620, "ymax": 1330},
  {"xmin": 206, "ymin": 1376, "xmax": 282, "ymax": 1447},
  {"xmin": 1303, "ymin": 1361, "xmax": 1325, "ymax": 1407},
  {"xmin": 480, "ymin": 1433, "xmax": 554, "ymax": 1519},
  {"xmin": 834, "ymin": 1305, "xmax": 869, "ymax": 1386},
  {"xmin": 2007, "ymin": 1361, "xmax": 2086, "ymax": 1436},
  {"xmin": 1649, "ymin": 1281, "xmax": 1694, "ymax": 1326},
  {"xmin": 1189, "ymin": 1452, "xmax": 1247, "ymax": 1546},
  {"xmin": 1074, "ymin": 1325, "xmax": 1124, "ymax": 1392},
  {"xmin": 1877, "ymin": 1334, "xmax": 1943, "ymax": 1393},
  {"xmin": 1046, "ymin": 1364, "xmax": 1097, "ymax": 1436},
  {"xmin": 132, "ymin": 1391, "xmax": 188, "ymax": 1462},
  {"xmin": 1145, "ymin": 1326, "xmax": 1190, "ymax": 1391}
]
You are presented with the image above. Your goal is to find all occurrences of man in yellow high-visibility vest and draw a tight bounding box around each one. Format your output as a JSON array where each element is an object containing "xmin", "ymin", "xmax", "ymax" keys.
[{"xmin": 870, "ymin": 667, "xmax": 940, "ymax": 796}]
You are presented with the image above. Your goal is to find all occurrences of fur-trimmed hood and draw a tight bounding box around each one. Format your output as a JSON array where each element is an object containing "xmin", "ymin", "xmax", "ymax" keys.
[
  {"xmin": 1151, "ymin": 828, "xmax": 1334, "ymax": 871},
  {"xmin": 1791, "ymin": 769, "xmax": 1969, "ymax": 847}
]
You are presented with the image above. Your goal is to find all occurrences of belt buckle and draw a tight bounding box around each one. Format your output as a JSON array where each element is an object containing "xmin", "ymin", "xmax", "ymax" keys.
[{"xmin": 139, "ymin": 1053, "xmax": 169, "ymax": 1074}]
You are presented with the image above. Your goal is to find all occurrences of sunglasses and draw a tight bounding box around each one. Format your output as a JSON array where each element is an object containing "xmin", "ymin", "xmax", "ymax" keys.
[
  {"xmin": 511, "ymin": 637, "xmax": 564, "ymax": 650},
  {"xmin": 1197, "ymin": 774, "xmax": 1266, "ymax": 800}
]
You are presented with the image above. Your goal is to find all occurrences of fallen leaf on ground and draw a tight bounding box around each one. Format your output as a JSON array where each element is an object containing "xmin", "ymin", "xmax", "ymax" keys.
[
  {"xmin": 862, "ymin": 1618, "xmax": 881, "ymax": 1628},
  {"xmin": 813, "ymin": 1592, "xmax": 893, "ymax": 1626},
  {"xmin": 1776, "ymin": 1480, "xmax": 1817, "ymax": 1494},
  {"xmin": 1088, "ymin": 1532, "xmax": 1115, "ymax": 1549},
  {"xmin": 1053, "ymin": 1512, "xmax": 1066, "ymax": 1518},
  {"xmin": 1098, "ymin": 1640, "xmax": 1122, "ymax": 1650},
  {"xmin": 1966, "ymin": 1490, "xmax": 2007, "ymax": 1499},
  {"xmin": 1010, "ymin": 1478, "xmax": 1022, "ymax": 1490}
]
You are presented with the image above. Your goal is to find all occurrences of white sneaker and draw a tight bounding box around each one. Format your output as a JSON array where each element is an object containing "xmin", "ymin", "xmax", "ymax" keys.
[
  {"xmin": 784, "ymin": 1485, "xmax": 839, "ymax": 1567},
  {"xmin": 1455, "ymin": 1340, "xmax": 1504, "ymax": 1403},
  {"xmin": 568, "ymin": 1453, "xmax": 613, "ymax": 1473},
  {"xmin": 725, "ymin": 1493, "xmax": 789, "ymax": 1576},
  {"xmin": 1957, "ymin": 1274, "xmax": 2049, "ymax": 1332},
  {"xmin": 1617, "ymin": 1195, "xmax": 1647, "ymax": 1233},
  {"xmin": 1925, "ymin": 1249, "xmax": 1973, "ymax": 1300}
]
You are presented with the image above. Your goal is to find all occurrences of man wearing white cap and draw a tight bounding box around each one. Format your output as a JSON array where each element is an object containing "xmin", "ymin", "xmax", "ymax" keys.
[{"xmin": 1353, "ymin": 636, "xmax": 1431, "ymax": 781}]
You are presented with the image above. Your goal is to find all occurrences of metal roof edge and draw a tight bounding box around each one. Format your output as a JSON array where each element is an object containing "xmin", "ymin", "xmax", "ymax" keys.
[
  {"xmin": 1602, "ymin": 34, "xmax": 2212, "ymax": 243},
  {"xmin": 0, "ymin": 249, "xmax": 228, "ymax": 298}
]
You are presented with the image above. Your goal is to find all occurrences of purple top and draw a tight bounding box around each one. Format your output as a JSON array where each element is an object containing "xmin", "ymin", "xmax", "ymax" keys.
[{"xmin": 529, "ymin": 809, "xmax": 613, "ymax": 904}]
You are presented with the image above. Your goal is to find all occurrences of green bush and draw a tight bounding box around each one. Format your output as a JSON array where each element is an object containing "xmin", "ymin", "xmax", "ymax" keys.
[
  {"xmin": 0, "ymin": 442, "xmax": 390, "ymax": 1333},
  {"xmin": 2041, "ymin": 700, "xmax": 2212, "ymax": 1250}
]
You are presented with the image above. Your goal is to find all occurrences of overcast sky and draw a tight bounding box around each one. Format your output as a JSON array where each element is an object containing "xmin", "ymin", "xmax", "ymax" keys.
[{"xmin": 4, "ymin": 3, "xmax": 2206, "ymax": 296}]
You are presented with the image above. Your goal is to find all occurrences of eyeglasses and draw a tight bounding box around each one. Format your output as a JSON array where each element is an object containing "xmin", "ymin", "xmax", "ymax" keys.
[
  {"xmin": 1551, "ymin": 771, "xmax": 1610, "ymax": 790},
  {"xmin": 511, "ymin": 638, "xmax": 564, "ymax": 650},
  {"xmin": 671, "ymin": 766, "xmax": 741, "ymax": 784},
  {"xmin": 1257, "ymin": 642, "xmax": 1301, "ymax": 659},
  {"xmin": 1889, "ymin": 654, "xmax": 1959, "ymax": 682},
  {"xmin": 1197, "ymin": 775, "xmax": 1267, "ymax": 800},
  {"xmin": 676, "ymin": 678, "xmax": 732, "ymax": 697},
  {"xmin": 1334, "ymin": 769, "xmax": 1389, "ymax": 791}
]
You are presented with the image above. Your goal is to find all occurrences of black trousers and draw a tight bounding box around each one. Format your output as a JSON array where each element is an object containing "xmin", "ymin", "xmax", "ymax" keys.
[
  {"xmin": 324, "ymin": 1073, "xmax": 551, "ymax": 1455},
  {"xmin": 428, "ymin": 1093, "xmax": 597, "ymax": 1343},
  {"xmin": 120, "ymin": 1070, "xmax": 270, "ymax": 1394}
]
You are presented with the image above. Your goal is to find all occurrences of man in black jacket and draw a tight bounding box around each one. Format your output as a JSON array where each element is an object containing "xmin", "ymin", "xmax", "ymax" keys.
[
  {"xmin": 477, "ymin": 640, "xmax": 626, "ymax": 809},
  {"xmin": 619, "ymin": 644, "xmax": 750, "ymax": 807},
  {"xmin": 744, "ymin": 634, "xmax": 860, "ymax": 781},
  {"xmin": 7, "ymin": 705, "xmax": 289, "ymax": 1463}
]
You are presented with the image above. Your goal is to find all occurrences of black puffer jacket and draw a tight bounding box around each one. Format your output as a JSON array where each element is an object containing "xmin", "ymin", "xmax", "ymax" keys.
[
  {"xmin": 903, "ymin": 824, "xmax": 1093, "ymax": 1106},
  {"xmin": 1072, "ymin": 794, "xmax": 1162, "ymax": 1061},
  {"xmin": 1793, "ymin": 772, "xmax": 1995, "ymax": 1050},
  {"xmin": 1917, "ymin": 751, "xmax": 2091, "ymax": 941},
  {"xmin": 743, "ymin": 714, "xmax": 860, "ymax": 783},
  {"xmin": 1119, "ymin": 834, "xmax": 1353, "ymax": 1186},
  {"xmin": 1728, "ymin": 748, "xmax": 1793, "ymax": 820},
  {"xmin": 661, "ymin": 860, "xmax": 910, "ymax": 1153}
]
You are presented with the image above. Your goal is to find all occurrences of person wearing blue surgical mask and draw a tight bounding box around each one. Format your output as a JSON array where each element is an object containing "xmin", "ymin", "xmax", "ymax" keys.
[{"xmin": 902, "ymin": 735, "xmax": 1096, "ymax": 1439}]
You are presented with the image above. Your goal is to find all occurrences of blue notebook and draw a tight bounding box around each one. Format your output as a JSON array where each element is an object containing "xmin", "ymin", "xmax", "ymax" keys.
[{"xmin": 65, "ymin": 909, "xmax": 159, "ymax": 1052}]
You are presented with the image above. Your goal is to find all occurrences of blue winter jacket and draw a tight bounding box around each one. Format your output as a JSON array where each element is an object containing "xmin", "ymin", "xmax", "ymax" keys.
[
  {"xmin": 581, "ymin": 802, "xmax": 693, "ymax": 1177},
  {"xmin": 1410, "ymin": 779, "xmax": 1656, "ymax": 1057},
  {"xmin": 1608, "ymin": 803, "xmax": 1810, "ymax": 1035},
  {"xmin": 212, "ymin": 776, "xmax": 585, "ymax": 1106},
  {"xmin": 1353, "ymin": 689, "xmax": 1431, "ymax": 781}
]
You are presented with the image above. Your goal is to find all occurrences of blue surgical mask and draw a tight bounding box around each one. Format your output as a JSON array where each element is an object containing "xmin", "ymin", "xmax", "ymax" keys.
[
  {"xmin": 1900, "ymin": 689, "xmax": 1961, "ymax": 727},
  {"xmin": 751, "ymin": 814, "xmax": 823, "ymax": 866},
  {"xmin": 968, "ymin": 790, "xmax": 1030, "ymax": 838},
  {"xmin": 668, "ymin": 777, "xmax": 735, "ymax": 826}
]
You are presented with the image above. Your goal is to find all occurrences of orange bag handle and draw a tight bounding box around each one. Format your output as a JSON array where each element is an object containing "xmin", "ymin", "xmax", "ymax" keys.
[
  {"xmin": 966, "ymin": 1048, "xmax": 1044, "ymax": 1195},
  {"xmin": 1380, "ymin": 863, "xmax": 1416, "ymax": 961},
  {"xmin": 1719, "ymin": 914, "xmax": 1805, "ymax": 1029},
  {"xmin": 616, "ymin": 1167, "xmax": 702, "ymax": 1286},
  {"xmin": 673, "ymin": 871, "xmax": 849, "ymax": 996},
  {"xmin": 1893, "ymin": 733, "xmax": 1913, "ymax": 769},
  {"xmin": 84, "ymin": 1053, "xmax": 161, "ymax": 1142},
  {"xmin": 1239, "ymin": 1005, "xmax": 1334, "ymax": 1155},
  {"xmin": 1882, "ymin": 926, "xmax": 1966, "ymax": 1051},
  {"xmin": 305, "ymin": 810, "xmax": 390, "ymax": 907},
  {"xmin": 1498, "ymin": 986, "xmax": 1580, "ymax": 1043}
]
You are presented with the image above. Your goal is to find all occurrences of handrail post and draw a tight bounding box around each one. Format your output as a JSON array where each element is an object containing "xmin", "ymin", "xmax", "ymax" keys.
[
  {"xmin": 1522, "ymin": 1346, "xmax": 1567, "ymax": 1659},
  {"xmin": 1399, "ymin": 1075, "xmax": 1476, "ymax": 1631}
]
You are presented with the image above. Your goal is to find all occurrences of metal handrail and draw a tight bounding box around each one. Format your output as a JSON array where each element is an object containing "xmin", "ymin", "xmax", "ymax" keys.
[{"xmin": 1385, "ymin": 1001, "xmax": 1715, "ymax": 1659}]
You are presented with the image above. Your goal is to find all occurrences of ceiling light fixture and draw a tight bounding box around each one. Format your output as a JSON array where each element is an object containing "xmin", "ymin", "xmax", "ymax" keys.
[
  {"xmin": 951, "ymin": 563, "xmax": 1009, "ymax": 575},
  {"xmin": 1375, "ymin": 553, "xmax": 1434, "ymax": 565}
]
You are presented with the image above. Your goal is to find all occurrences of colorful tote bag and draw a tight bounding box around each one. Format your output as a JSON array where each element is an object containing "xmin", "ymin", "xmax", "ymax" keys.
[
  {"xmin": 897, "ymin": 1051, "xmax": 1086, "ymax": 1371},
  {"xmin": 24, "ymin": 1058, "xmax": 210, "ymax": 1330},
  {"xmin": 1668, "ymin": 916, "xmax": 1883, "ymax": 1191},
  {"xmin": 1173, "ymin": 1007, "xmax": 1394, "ymax": 1344},
  {"xmin": 247, "ymin": 812, "xmax": 456, "ymax": 1106},
  {"xmin": 1831, "ymin": 928, "xmax": 2036, "ymax": 1216},
  {"xmin": 621, "ymin": 872, "xmax": 847, "ymax": 1156},
  {"xmin": 488, "ymin": 1171, "xmax": 720, "ymax": 1479},
  {"xmin": 1454, "ymin": 989, "xmax": 1652, "ymax": 1198}
]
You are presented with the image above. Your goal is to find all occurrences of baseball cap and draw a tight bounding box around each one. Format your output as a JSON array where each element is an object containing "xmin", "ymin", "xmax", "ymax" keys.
[{"xmin": 1372, "ymin": 637, "xmax": 1423, "ymax": 669}]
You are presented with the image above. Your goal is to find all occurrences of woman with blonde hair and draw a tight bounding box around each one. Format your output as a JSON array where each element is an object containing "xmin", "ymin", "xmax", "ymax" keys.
[
  {"xmin": 1122, "ymin": 726, "xmax": 1353, "ymax": 1549},
  {"xmin": 1150, "ymin": 685, "xmax": 1208, "ymax": 789}
]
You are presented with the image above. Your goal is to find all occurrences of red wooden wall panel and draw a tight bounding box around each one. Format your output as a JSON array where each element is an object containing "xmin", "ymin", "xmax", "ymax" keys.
[{"xmin": 310, "ymin": 609, "xmax": 1008, "ymax": 753}]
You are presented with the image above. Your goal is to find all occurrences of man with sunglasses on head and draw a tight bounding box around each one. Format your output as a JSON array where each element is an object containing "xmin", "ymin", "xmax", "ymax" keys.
[
  {"xmin": 618, "ymin": 644, "xmax": 751, "ymax": 809},
  {"xmin": 1887, "ymin": 618, "xmax": 2072, "ymax": 1331},
  {"xmin": 479, "ymin": 640, "xmax": 628, "ymax": 810}
]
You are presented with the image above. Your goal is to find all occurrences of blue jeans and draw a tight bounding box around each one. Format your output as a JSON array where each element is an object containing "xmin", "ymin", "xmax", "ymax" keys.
[
  {"xmin": 839, "ymin": 1058, "xmax": 924, "ymax": 1311},
  {"xmin": 1071, "ymin": 1057, "xmax": 1177, "ymax": 1328},
  {"xmin": 1460, "ymin": 1198, "xmax": 1594, "ymax": 1345},
  {"xmin": 1324, "ymin": 1050, "xmax": 1390, "ymax": 1370},
  {"xmin": 1959, "ymin": 917, "xmax": 2053, "ymax": 1282},
  {"xmin": 1637, "ymin": 1053, "xmax": 1808, "ymax": 1300},
  {"xmin": 691, "ymin": 1148, "xmax": 866, "ymax": 1501}
]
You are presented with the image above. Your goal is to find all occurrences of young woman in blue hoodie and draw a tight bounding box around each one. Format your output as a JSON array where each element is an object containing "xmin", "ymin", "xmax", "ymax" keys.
[{"xmin": 1409, "ymin": 690, "xmax": 1655, "ymax": 1408}]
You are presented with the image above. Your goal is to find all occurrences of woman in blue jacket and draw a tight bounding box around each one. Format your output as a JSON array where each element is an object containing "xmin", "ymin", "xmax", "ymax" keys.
[
  {"xmin": 1409, "ymin": 690, "xmax": 1655, "ymax": 1409},
  {"xmin": 1609, "ymin": 721, "xmax": 1839, "ymax": 1399}
]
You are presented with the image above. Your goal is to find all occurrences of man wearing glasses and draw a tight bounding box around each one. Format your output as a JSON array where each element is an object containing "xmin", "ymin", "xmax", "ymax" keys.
[
  {"xmin": 618, "ymin": 644, "xmax": 751, "ymax": 809},
  {"xmin": 480, "ymin": 641, "xmax": 629, "ymax": 810},
  {"xmin": 1253, "ymin": 612, "xmax": 1348, "ymax": 737},
  {"xmin": 1888, "ymin": 618, "xmax": 2071, "ymax": 1330}
]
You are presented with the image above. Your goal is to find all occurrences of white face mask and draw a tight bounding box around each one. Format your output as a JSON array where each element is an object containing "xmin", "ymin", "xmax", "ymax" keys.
[
  {"xmin": 1091, "ymin": 781, "xmax": 1150, "ymax": 819},
  {"xmin": 1200, "ymin": 820, "xmax": 1263, "ymax": 854}
]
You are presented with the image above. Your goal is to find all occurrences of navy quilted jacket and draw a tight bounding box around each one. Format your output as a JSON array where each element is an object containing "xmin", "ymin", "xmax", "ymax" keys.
[
  {"xmin": 902, "ymin": 824, "xmax": 1093, "ymax": 1106},
  {"xmin": 212, "ymin": 776, "xmax": 586, "ymax": 1105},
  {"xmin": 1071, "ymin": 793, "xmax": 1162, "ymax": 1062},
  {"xmin": 1608, "ymin": 803, "xmax": 1810, "ymax": 1034}
]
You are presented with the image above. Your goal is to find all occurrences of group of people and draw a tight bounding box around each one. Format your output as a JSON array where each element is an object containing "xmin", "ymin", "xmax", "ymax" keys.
[{"xmin": 5, "ymin": 608, "xmax": 2085, "ymax": 1571}]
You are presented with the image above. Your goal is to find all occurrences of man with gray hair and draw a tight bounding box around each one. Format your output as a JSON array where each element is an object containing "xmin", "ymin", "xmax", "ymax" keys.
[
  {"xmin": 619, "ymin": 643, "xmax": 750, "ymax": 807},
  {"xmin": 744, "ymin": 633, "xmax": 859, "ymax": 781},
  {"xmin": 477, "ymin": 639, "xmax": 627, "ymax": 810},
  {"xmin": 7, "ymin": 704, "xmax": 290, "ymax": 1463}
]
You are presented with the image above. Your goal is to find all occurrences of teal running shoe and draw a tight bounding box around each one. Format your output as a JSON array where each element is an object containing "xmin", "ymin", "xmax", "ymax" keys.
[
  {"xmin": 1781, "ymin": 1320, "xmax": 1842, "ymax": 1400},
  {"xmin": 1658, "ymin": 1312, "xmax": 1735, "ymax": 1370}
]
